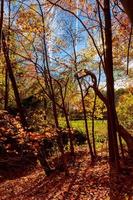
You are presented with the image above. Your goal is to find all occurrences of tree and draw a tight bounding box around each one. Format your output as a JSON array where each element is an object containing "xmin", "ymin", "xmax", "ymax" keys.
[
  {"xmin": 76, "ymin": 69, "xmax": 133, "ymax": 158},
  {"xmin": 120, "ymin": 0, "xmax": 133, "ymax": 24},
  {"xmin": 0, "ymin": 0, "xmax": 4, "ymax": 50},
  {"xmin": 1, "ymin": 0, "xmax": 132, "ymax": 174},
  {"xmin": 104, "ymin": 0, "xmax": 120, "ymax": 168},
  {"xmin": 2, "ymin": 32, "xmax": 27, "ymax": 128}
]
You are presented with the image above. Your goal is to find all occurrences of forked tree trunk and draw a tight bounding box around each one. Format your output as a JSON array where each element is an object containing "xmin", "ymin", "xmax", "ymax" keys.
[
  {"xmin": 72, "ymin": 33, "xmax": 94, "ymax": 161},
  {"xmin": 95, "ymin": 87, "xmax": 133, "ymax": 158},
  {"xmin": 54, "ymin": 79, "xmax": 75, "ymax": 157},
  {"xmin": 36, "ymin": 0, "xmax": 68, "ymax": 175},
  {"xmin": 76, "ymin": 69, "xmax": 133, "ymax": 158},
  {"xmin": 49, "ymin": 89, "xmax": 68, "ymax": 175}
]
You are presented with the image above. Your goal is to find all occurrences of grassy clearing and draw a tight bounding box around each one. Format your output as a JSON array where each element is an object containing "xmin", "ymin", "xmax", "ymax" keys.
[
  {"xmin": 59, "ymin": 118, "xmax": 107, "ymax": 136},
  {"xmin": 59, "ymin": 118, "xmax": 107, "ymax": 149}
]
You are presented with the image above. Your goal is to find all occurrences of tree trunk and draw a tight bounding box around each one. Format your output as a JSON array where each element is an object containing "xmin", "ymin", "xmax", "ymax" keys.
[
  {"xmin": 4, "ymin": 0, "xmax": 11, "ymax": 110},
  {"xmin": 104, "ymin": 0, "xmax": 120, "ymax": 169},
  {"xmin": 76, "ymin": 69, "xmax": 133, "ymax": 158},
  {"xmin": 4, "ymin": 69, "xmax": 9, "ymax": 110},
  {"xmin": 59, "ymin": 85, "xmax": 74, "ymax": 156},
  {"xmin": 91, "ymin": 93, "xmax": 97, "ymax": 156},
  {"xmin": 120, "ymin": 0, "xmax": 133, "ymax": 24},
  {"xmin": 0, "ymin": 0, "xmax": 4, "ymax": 51},
  {"xmin": 78, "ymin": 80, "xmax": 95, "ymax": 162},
  {"xmin": 2, "ymin": 32, "xmax": 27, "ymax": 128},
  {"xmin": 95, "ymin": 86, "xmax": 133, "ymax": 158},
  {"xmin": 38, "ymin": 147, "xmax": 52, "ymax": 176},
  {"xmin": 36, "ymin": 0, "xmax": 68, "ymax": 174},
  {"xmin": 117, "ymin": 125, "xmax": 133, "ymax": 157}
]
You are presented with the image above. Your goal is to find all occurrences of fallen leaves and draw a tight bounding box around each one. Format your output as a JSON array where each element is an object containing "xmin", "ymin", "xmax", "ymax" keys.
[{"xmin": 0, "ymin": 111, "xmax": 133, "ymax": 200}]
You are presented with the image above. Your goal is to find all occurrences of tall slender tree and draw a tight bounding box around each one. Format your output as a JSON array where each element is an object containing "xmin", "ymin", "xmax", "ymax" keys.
[
  {"xmin": 104, "ymin": 0, "xmax": 120, "ymax": 169},
  {"xmin": 0, "ymin": 0, "xmax": 4, "ymax": 51},
  {"xmin": 2, "ymin": 32, "xmax": 27, "ymax": 128},
  {"xmin": 36, "ymin": 0, "xmax": 68, "ymax": 175}
]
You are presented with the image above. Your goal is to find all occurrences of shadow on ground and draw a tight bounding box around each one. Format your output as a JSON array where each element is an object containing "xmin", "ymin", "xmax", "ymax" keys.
[
  {"xmin": 15, "ymin": 153, "xmax": 110, "ymax": 200},
  {"xmin": 0, "ymin": 153, "xmax": 37, "ymax": 181},
  {"xmin": 0, "ymin": 151, "xmax": 133, "ymax": 200},
  {"xmin": 110, "ymin": 159, "xmax": 133, "ymax": 200}
]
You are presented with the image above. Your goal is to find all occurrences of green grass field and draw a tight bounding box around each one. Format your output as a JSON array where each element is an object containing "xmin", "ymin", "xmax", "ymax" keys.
[
  {"xmin": 59, "ymin": 118, "xmax": 107, "ymax": 137},
  {"xmin": 59, "ymin": 119, "xmax": 107, "ymax": 148}
]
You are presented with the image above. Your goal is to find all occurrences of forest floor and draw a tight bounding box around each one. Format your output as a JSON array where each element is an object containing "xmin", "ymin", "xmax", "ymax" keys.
[
  {"xmin": 0, "ymin": 111, "xmax": 133, "ymax": 200},
  {"xmin": 0, "ymin": 148, "xmax": 133, "ymax": 200}
]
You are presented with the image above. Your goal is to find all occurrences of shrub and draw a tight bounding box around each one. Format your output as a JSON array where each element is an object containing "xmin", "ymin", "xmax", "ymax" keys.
[
  {"xmin": 117, "ymin": 92, "xmax": 133, "ymax": 129},
  {"xmin": 73, "ymin": 130, "xmax": 86, "ymax": 145}
]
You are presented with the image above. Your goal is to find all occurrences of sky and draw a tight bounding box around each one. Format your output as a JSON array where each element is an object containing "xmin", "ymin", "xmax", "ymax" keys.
[{"xmin": 3, "ymin": 0, "xmax": 132, "ymax": 90}]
